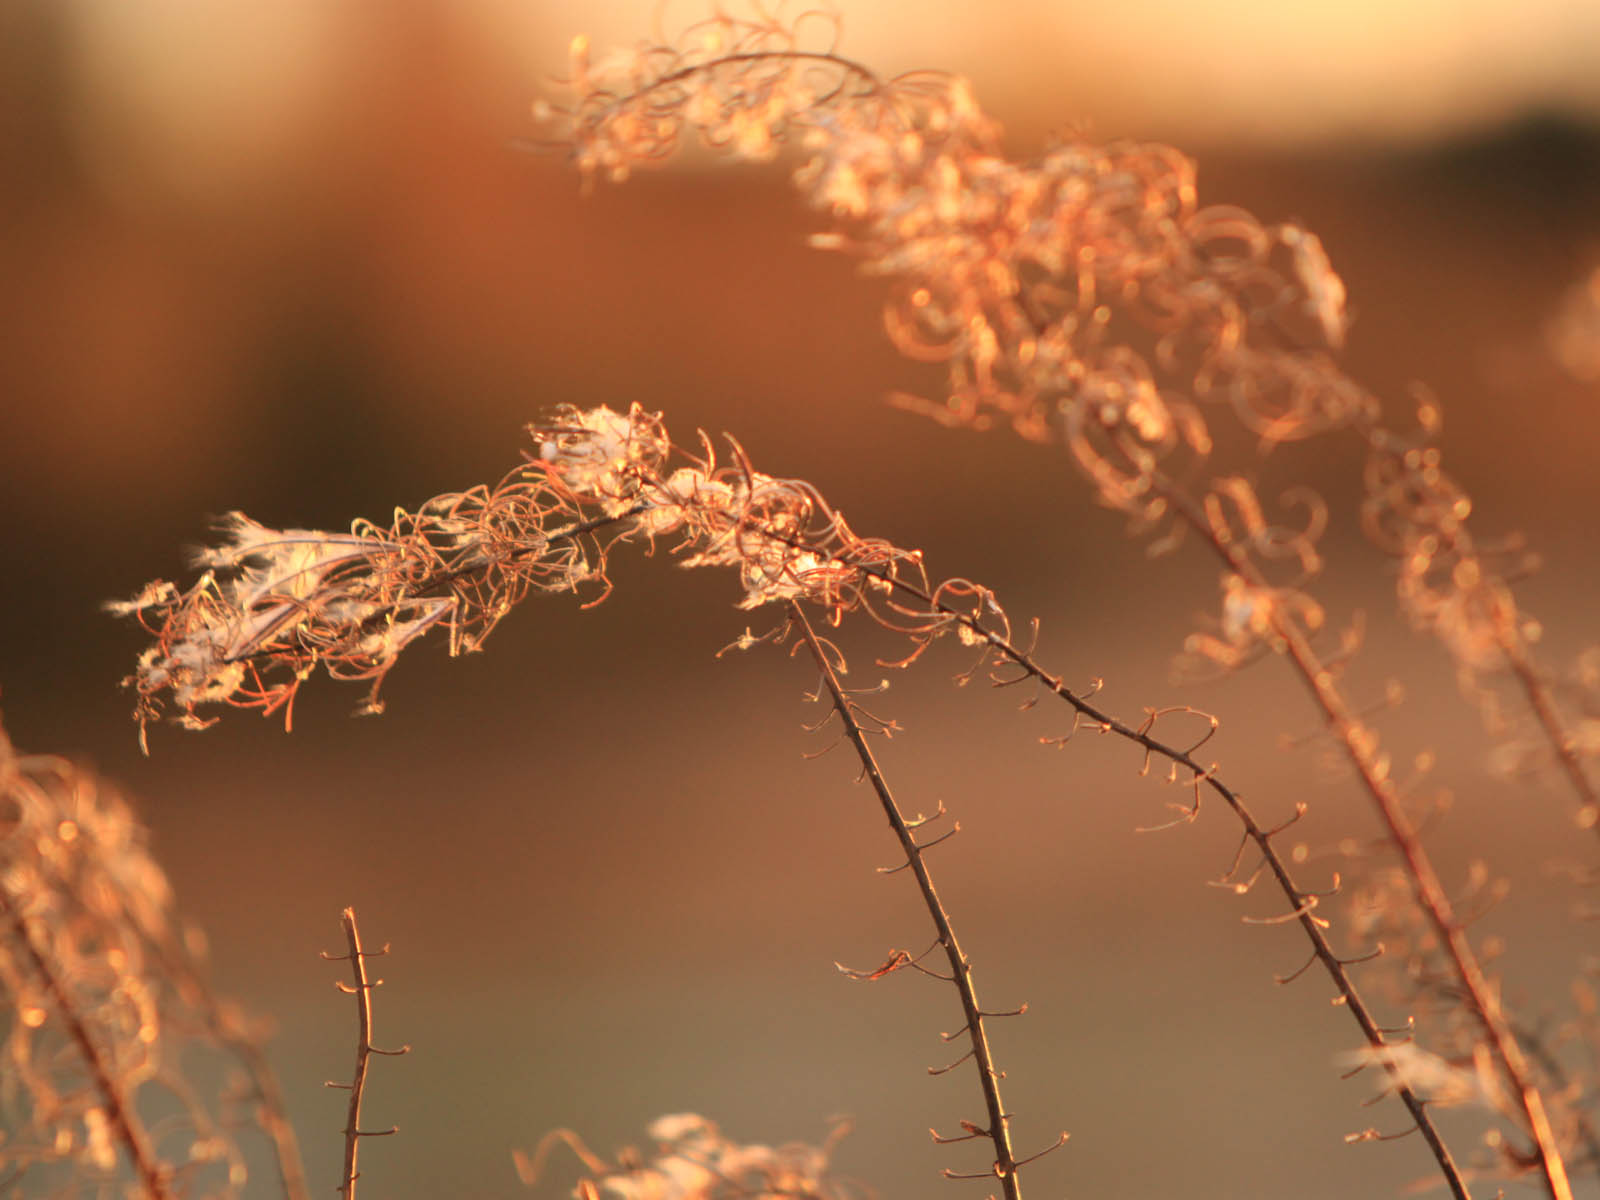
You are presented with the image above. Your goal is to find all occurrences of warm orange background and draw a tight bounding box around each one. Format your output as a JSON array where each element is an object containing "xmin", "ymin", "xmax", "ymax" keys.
[{"xmin": 2, "ymin": 3, "xmax": 1598, "ymax": 1198}]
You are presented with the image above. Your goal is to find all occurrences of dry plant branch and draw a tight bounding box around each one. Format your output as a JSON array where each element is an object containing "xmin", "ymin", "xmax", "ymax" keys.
[
  {"xmin": 0, "ymin": 718, "xmax": 305, "ymax": 1199},
  {"xmin": 1352, "ymin": 395, "xmax": 1598, "ymax": 837},
  {"xmin": 545, "ymin": 4, "xmax": 1600, "ymax": 843},
  {"xmin": 1500, "ymin": 637, "xmax": 1600, "ymax": 834},
  {"xmin": 111, "ymin": 403, "xmax": 1479, "ymax": 1195},
  {"xmin": 322, "ymin": 907, "xmax": 409, "ymax": 1200},
  {"xmin": 90, "ymin": 8, "xmax": 1600, "ymax": 1196},
  {"xmin": 790, "ymin": 602, "xmax": 1066, "ymax": 1197},
  {"xmin": 0, "ymin": 876, "xmax": 171, "ymax": 1200},
  {"xmin": 763, "ymin": 523, "xmax": 1470, "ymax": 1196},
  {"xmin": 528, "ymin": 10, "xmax": 1596, "ymax": 1191},
  {"xmin": 1150, "ymin": 469, "xmax": 1573, "ymax": 1200}
]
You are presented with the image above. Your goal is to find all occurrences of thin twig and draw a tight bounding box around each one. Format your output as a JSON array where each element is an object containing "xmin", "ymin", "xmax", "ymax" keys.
[
  {"xmin": 790, "ymin": 602, "xmax": 1055, "ymax": 1200},
  {"xmin": 1349, "ymin": 408, "xmax": 1599, "ymax": 840},
  {"xmin": 1497, "ymin": 628, "xmax": 1600, "ymax": 837},
  {"xmin": 1154, "ymin": 472, "xmax": 1572, "ymax": 1200},
  {"xmin": 322, "ymin": 908, "xmax": 409, "ymax": 1200},
  {"xmin": 760, "ymin": 522, "xmax": 1471, "ymax": 1200}
]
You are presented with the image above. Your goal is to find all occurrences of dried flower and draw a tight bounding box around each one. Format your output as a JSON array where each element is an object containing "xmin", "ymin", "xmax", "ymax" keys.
[{"xmin": 110, "ymin": 404, "xmax": 950, "ymax": 746}]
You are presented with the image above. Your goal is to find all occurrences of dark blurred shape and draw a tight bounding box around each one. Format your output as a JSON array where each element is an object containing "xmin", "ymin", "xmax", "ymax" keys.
[{"xmin": 1403, "ymin": 111, "xmax": 1600, "ymax": 221}]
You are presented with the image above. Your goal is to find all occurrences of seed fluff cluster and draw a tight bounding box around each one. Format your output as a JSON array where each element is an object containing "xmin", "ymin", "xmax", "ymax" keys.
[{"xmin": 108, "ymin": 404, "xmax": 991, "ymax": 749}]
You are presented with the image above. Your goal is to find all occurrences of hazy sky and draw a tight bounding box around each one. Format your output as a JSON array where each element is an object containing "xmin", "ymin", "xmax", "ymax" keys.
[
  {"xmin": 526, "ymin": 0, "xmax": 1600, "ymax": 141},
  {"xmin": 56, "ymin": 0, "xmax": 1600, "ymax": 201}
]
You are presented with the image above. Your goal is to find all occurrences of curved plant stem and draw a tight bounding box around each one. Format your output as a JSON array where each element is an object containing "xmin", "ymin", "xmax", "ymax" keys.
[
  {"xmin": 592, "ymin": 49, "xmax": 883, "ymax": 115},
  {"xmin": 790, "ymin": 602, "xmax": 1045, "ymax": 1199},
  {"xmin": 1352, "ymin": 411, "xmax": 1599, "ymax": 838},
  {"xmin": 1514, "ymin": 1017, "xmax": 1600, "ymax": 1179},
  {"xmin": 0, "ymin": 879, "xmax": 173, "ymax": 1200},
  {"xmin": 322, "ymin": 908, "xmax": 409, "ymax": 1200},
  {"xmin": 1152, "ymin": 472, "xmax": 1573, "ymax": 1200},
  {"xmin": 760, "ymin": 522, "xmax": 1470, "ymax": 1198},
  {"xmin": 1496, "ymin": 628, "xmax": 1600, "ymax": 837}
]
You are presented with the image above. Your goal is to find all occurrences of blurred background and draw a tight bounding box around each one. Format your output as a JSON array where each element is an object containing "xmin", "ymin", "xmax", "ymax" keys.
[{"xmin": 2, "ymin": 1, "xmax": 1599, "ymax": 1197}]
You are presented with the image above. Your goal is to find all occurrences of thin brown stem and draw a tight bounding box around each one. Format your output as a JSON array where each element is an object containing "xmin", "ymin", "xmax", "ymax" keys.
[
  {"xmin": 1513, "ymin": 1017, "xmax": 1600, "ymax": 1180},
  {"xmin": 1354, "ymin": 413, "xmax": 1599, "ymax": 839},
  {"xmin": 322, "ymin": 908, "xmax": 409, "ymax": 1200},
  {"xmin": 1156, "ymin": 473, "xmax": 1572, "ymax": 1200},
  {"xmin": 592, "ymin": 49, "xmax": 884, "ymax": 113},
  {"xmin": 790, "ymin": 603, "xmax": 1042, "ymax": 1199},
  {"xmin": 1497, "ymin": 625, "xmax": 1600, "ymax": 837},
  {"xmin": 755, "ymin": 520, "xmax": 1470, "ymax": 1198},
  {"xmin": 0, "ymin": 878, "xmax": 173, "ymax": 1200}
]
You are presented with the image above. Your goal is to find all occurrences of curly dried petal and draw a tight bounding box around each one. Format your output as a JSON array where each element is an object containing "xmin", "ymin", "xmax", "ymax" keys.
[{"xmin": 110, "ymin": 405, "xmax": 945, "ymax": 742}]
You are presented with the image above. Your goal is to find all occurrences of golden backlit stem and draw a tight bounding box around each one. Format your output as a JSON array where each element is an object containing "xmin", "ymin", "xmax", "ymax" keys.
[
  {"xmin": 324, "ymin": 908, "xmax": 408, "ymax": 1200},
  {"xmin": 790, "ymin": 602, "xmax": 1036, "ymax": 1200},
  {"xmin": 1156, "ymin": 472, "xmax": 1573, "ymax": 1200},
  {"xmin": 0, "ymin": 878, "xmax": 173, "ymax": 1200},
  {"xmin": 758, "ymin": 521, "xmax": 1472, "ymax": 1200}
]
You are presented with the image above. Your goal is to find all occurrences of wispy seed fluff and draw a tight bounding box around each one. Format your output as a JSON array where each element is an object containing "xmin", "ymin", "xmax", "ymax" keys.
[{"xmin": 108, "ymin": 404, "xmax": 953, "ymax": 748}]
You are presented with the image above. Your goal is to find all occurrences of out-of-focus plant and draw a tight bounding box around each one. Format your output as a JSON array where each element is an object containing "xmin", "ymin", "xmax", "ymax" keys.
[{"xmin": 0, "ymin": 721, "xmax": 305, "ymax": 1199}]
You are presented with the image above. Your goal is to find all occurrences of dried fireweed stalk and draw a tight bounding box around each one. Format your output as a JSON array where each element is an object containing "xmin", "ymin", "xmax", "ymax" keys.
[
  {"xmin": 539, "ymin": 6, "xmax": 1597, "ymax": 827},
  {"xmin": 94, "ymin": 7, "xmax": 1600, "ymax": 1199},
  {"xmin": 108, "ymin": 404, "xmax": 931, "ymax": 746},
  {"xmin": 532, "ymin": 9, "xmax": 1599, "ymax": 1196},
  {"xmin": 790, "ymin": 600, "xmax": 1069, "ymax": 1197},
  {"xmin": 0, "ymin": 720, "xmax": 306, "ymax": 1199},
  {"xmin": 113, "ymin": 402, "xmax": 1553, "ymax": 1197}
]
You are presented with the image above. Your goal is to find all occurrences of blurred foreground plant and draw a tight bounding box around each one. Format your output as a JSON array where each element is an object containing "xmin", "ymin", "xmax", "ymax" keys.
[
  {"xmin": 0, "ymin": 721, "xmax": 305, "ymax": 1199},
  {"xmin": 513, "ymin": 1113, "xmax": 861, "ymax": 1200}
]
